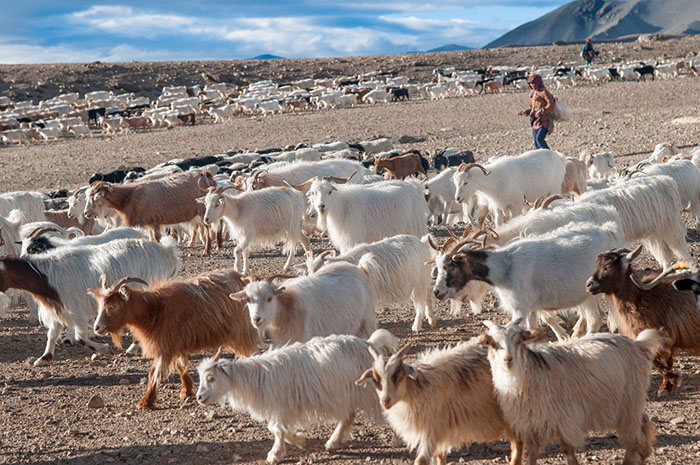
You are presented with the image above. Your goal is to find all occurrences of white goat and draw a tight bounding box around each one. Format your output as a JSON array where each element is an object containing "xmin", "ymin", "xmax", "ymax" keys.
[
  {"xmin": 0, "ymin": 238, "xmax": 179, "ymax": 366},
  {"xmin": 19, "ymin": 226, "xmax": 147, "ymax": 257},
  {"xmin": 198, "ymin": 185, "xmax": 311, "ymax": 273},
  {"xmin": 230, "ymin": 260, "xmax": 377, "ymax": 346},
  {"xmin": 577, "ymin": 174, "xmax": 690, "ymax": 269},
  {"xmin": 631, "ymin": 160, "xmax": 700, "ymax": 227},
  {"xmin": 306, "ymin": 179, "xmax": 428, "ymax": 253},
  {"xmin": 246, "ymin": 159, "xmax": 365, "ymax": 190},
  {"xmin": 453, "ymin": 149, "xmax": 566, "ymax": 225},
  {"xmin": 433, "ymin": 222, "xmax": 623, "ymax": 339},
  {"xmin": 580, "ymin": 151, "xmax": 615, "ymax": 179},
  {"xmin": 481, "ymin": 320, "xmax": 661, "ymax": 465},
  {"xmin": 297, "ymin": 234, "xmax": 435, "ymax": 332},
  {"xmin": 197, "ymin": 330, "xmax": 398, "ymax": 464}
]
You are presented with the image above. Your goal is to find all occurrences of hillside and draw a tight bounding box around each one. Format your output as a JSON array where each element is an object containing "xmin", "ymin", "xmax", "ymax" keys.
[
  {"xmin": 486, "ymin": 0, "xmax": 700, "ymax": 48},
  {"xmin": 1, "ymin": 34, "xmax": 698, "ymax": 103}
]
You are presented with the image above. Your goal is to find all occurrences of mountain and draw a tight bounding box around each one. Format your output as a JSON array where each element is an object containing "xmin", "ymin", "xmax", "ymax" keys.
[
  {"xmin": 248, "ymin": 54, "xmax": 285, "ymax": 60},
  {"xmin": 485, "ymin": 0, "xmax": 700, "ymax": 48},
  {"xmin": 426, "ymin": 44, "xmax": 473, "ymax": 53}
]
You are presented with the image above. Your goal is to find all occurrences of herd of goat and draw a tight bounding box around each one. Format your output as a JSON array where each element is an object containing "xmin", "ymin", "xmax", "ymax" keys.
[
  {"xmin": 3, "ymin": 134, "xmax": 700, "ymax": 464},
  {"xmin": 1, "ymin": 55, "xmax": 698, "ymax": 145}
]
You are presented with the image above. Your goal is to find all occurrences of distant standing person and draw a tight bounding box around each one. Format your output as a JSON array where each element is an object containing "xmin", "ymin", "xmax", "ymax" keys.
[
  {"xmin": 518, "ymin": 74, "xmax": 555, "ymax": 150},
  {"xmin": 581, "ymin": 38, "xmax": 597, "ymax": 65}
]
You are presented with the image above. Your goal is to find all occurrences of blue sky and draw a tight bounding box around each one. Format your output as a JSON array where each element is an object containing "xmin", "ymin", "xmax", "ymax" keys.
[{"xmin": 0, "ymin": 1, "xmax": 570, "ymax": 63}]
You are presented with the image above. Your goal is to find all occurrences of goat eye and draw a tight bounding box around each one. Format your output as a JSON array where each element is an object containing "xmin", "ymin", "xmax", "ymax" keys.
[
  {"xmin": 206, "ymin": 376, "xmax": 214, "ymax": 383},
  {"xmin": 266, "ymin": 297, "xmax": 272, "ymax": 303}
]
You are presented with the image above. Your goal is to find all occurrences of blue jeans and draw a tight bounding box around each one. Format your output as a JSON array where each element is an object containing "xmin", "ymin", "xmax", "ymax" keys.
[{"xmin": 533, "ymin": 127, "xmax": 549, "ymax": 149}]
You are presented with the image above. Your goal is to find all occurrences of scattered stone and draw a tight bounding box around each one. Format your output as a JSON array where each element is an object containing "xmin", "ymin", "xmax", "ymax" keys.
[
  {"xmin": 119, "ymin": 378, "xmax": 130, "ymax": 385},
  {"xmin": 195, "ymin": 444, "xmax": 209, "ymax": 453},
  {"xmin": 168, "ymin": 458, "xmax": 178, "ymax": 464},
  {"xmin": 87, "ymin": 395, "xmax": 105, "ymax": 409},
  {"xmin": 398, "ymin": 135, "xmax": 425, "ymax": 144},
  {"xmin": 670, "ymin": 416, "xmax": 686, "ymax": 426}
]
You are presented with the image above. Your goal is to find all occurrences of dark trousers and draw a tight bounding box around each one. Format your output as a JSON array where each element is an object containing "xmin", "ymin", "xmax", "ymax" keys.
[{"xmin": 533, "ymin": 127, "xmax": 549, "ymax": 149}]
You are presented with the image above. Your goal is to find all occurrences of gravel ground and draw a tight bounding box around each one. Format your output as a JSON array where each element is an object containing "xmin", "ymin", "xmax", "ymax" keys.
[{"xmin": 1, "ymin": 72, "xmax": 700, "ymax": 465}]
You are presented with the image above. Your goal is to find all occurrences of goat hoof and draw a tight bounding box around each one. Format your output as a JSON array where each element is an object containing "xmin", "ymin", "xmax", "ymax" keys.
[
  {"xmin": 180, "ymin": 390, "xmax": 195, "ymax": 401},
  {"xmin": 33, "ymin": 355, "xmax": 52, "ymax": 367},
  {"xmin": 137, "ymin": 400, "xmax": 155, "ymax": 410},
  {"xmin": 324, "ymin": 440, "xmax": 339, "ymax": 451},
  {"xmin": 266, "ymin": 453, "xmax": 281, "ymax": 464}
]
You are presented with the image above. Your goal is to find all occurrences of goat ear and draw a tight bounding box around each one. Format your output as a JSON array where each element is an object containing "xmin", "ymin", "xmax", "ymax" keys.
[
  {"xmin": 355, "ymin": 369, "xmax": 374, "ymax": 386},
  {"xmin": 477, "ymin": 333, "xmax": 498, "ymax": 348},
  {"xmin": 99, "ymin": 274, "xmax": 107, "ymax": 289},
  {"xmin": 273, "ymin": 286, "xmax": 286, "ymax": 295},
  {"xmin": 195, "ymin": 197, "xmax": 206, "ymax": 204},
  {"xmin": 673, "ymin": 278, "xmax": 700, "ymax": 294},
  {"xmin": 452, "ymin": 253, "xmax": 467, "ymax": 262},
  {"xmin": 229, "ymin": 291, "xmax": 247, "ymax": 301},
  {"xmin": 86, "ymin": 288, "xmax": 97, "ymax": 297},
  {"xmin": 118, "ymin": 285, "xmax": 130, "ymax": 301},
  {"xmin": 403, "ymin": 363, "xmax": 418, "ymax": 380},
  {"xmin": 522, "ymin": 327, "xmax": 547, "ymax": 344}
]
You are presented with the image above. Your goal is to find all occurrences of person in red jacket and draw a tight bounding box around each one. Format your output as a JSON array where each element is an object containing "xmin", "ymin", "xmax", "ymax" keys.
[{"xmin": 518, "ymin": 74, "xmax": 555, "ymax": 149}]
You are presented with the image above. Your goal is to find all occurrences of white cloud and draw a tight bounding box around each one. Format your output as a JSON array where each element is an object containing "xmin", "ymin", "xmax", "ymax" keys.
[{"xmin": 0, "ymin": 40, "xmax": 189, "ymax": 64}]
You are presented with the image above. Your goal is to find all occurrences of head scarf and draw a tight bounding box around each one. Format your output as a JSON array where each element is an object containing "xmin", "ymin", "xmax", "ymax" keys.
[{"xmin": 527, "ymin": 74, "xmax": 544, "ymax": 90}]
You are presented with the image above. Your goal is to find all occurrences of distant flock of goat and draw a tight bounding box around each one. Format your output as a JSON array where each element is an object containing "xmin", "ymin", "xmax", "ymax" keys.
[
  {"xmin": 1, "ymin": 55, "xmax": 698, "ymax": 145},
  {"xmin": 2, "ymin": 133, "xmax": 700, "ymax": 464}
]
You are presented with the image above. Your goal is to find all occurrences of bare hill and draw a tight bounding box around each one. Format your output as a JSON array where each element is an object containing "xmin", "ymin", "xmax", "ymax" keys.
[{"xmin": 486, "ymin": 0, "xmax": 700, "ymax": 48}]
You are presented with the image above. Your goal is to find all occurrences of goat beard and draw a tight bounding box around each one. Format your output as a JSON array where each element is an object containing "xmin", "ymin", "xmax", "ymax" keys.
[{"xmin": 110, "ymin": 331, "xmax": 124, "ymax": 350}]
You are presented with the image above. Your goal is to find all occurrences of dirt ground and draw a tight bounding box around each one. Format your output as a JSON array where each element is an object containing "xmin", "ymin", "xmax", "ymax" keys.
[{"xmin": 1, "ymin": 66, "xmax": 700, "ymax": 465}]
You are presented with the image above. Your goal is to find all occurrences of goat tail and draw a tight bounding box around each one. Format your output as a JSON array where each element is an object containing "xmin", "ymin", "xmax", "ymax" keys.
[
  {"xmin": 159, "ymin": 235, "xmax": 178, "ymax": 249},
  {"xmin": 635, "ymin": 328, "xmax": 668, "ymax": 358},
  {"xmin": 368, "ymin": 329, "xmax": 399, "ymax": 353}
]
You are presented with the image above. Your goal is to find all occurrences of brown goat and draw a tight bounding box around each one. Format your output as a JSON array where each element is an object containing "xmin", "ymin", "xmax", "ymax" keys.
[
  {"xmin": 86, "ymin": 170, "xmax": 216, "ymax": 253},
  {"xmin": 89, "ymin": 269, "xmax": 260, "ymax": 410},
  {"xmin": 374, "ymin": 154, "xmax": 425, "ymax": 179},
  {"xmin": 123, "ymin": 116, "xmax": 151, "ymax": 129},
  {"xmin": 43, "ymin": 209, "xmax": 85, "ymax": 232},
  {"xmin": 586, "ymin": 245, "xmax": 700, "ymax": 395}
]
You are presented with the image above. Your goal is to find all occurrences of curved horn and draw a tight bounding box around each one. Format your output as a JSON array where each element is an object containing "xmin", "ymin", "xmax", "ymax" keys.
[
  {"xmin": 71, "ymin": 186, "xmax": 88, "ymax": 197},
  {"xmin": 325, "ymin": 171, "xmax": 357, "ymax": 184},
  {"xmin": 446, "ymin": 227, "xmax": 459, "ymax": 240},
  {"xmin": 212, "ymin": 346, "xmax": 223, "ymax": 362},
  {"xmin": 630, "ymin": 266, "xmax": 686, "ymax": 291},
  {"xmin": 284, "ymin": 177, "xmax": 317, "ymax": 191},
  {"xmin": 198, "ymin": 177, "xmax": 211, "ymax": 192},
  {"xmin": 266, "ymin": 273, "xmax": 296, "ymax": 282},
  {"xmin": 89, "ymin": 180, "xmax": 105, "ymax": 189},
  {"xmin": 318, "ymin": 249, "xmax": 336, "ymax": 259},
  {"xmin": 215, "ymin": 185, "xmax": 241, "ymax": 195},
  {"xmin": 440, "ymin": 237, "xmax": 455, "ymax": 253},
  {"xmin": 29, "ymin": 226, "xmax": 61, "ymax": 239},
  {"xmin": 458, "ymin": 163, "xmax": 491, "ymax": 175},
  {"xmin": 541, "ymin": 194, "xmax": 565, "ymax": 209},
  {"xmin": 427, "ymin": 236, "xmax": 440, "ymax": 251},
  {"xmin": 110, "ymin": 277, "xmax": 148, "ymax": 290},
  {"xmin": 523, "ymin": 195, "xmax": 535, "ymax": 208}
]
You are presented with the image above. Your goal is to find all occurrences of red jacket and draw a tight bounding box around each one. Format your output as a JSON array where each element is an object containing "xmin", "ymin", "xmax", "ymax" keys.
[{"xmin": 526, "ymin": 76, "xmax": 555, "ymax": 130}]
